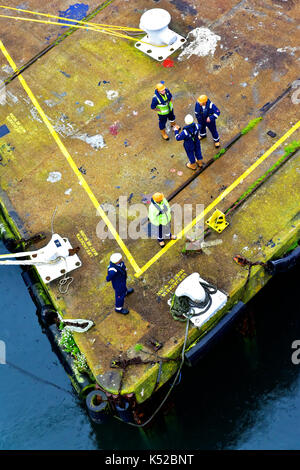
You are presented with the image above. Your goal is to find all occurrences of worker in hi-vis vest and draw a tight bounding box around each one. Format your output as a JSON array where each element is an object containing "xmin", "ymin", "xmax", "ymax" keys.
[
  {"xmin": 148, "ymin": 192, "xmax": 177, "ymax": 247},
  {"xmin": 174, "ymin": 114, "xmax": 203, "ymax": 171},
  {"xmin": 195, "ymin": 95, "xmax": 221, "ymax": 148},
  {"xmin": 151, "ymin": 82, "xmax": 180, "ymax": 141},
  {"xmin": 106, "ymin": 253, "xmax": 134, "ymax": 315}
]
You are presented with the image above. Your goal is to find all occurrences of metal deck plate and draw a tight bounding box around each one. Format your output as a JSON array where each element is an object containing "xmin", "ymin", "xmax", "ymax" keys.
[{"xmin": 134, "ymin": 33, "xmax": 186, "ymax": 61}]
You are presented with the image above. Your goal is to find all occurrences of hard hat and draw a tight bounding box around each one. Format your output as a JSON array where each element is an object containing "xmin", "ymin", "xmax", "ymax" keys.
[
  {"xmin": 156, "ymin": 82, "xmax": 166, "ymax": 92},
  {"xmin": 110, "ymin": 253, "xmax": 122, "ymax": 264},
  {"xmin": 197, "ymin": 94, "xmax": 208, "ymax": 105},
  {"xmin": 184, "ymin": 114, "xmax": 194, "ymax": 125},
  {"xmin": 152, "ymin": 192, "xmax": 164, "ymax": 203}
]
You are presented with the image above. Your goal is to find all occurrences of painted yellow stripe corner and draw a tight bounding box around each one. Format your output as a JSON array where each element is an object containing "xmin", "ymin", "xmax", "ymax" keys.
[
  {"xmin": 135, "ymin": 119, "xmax": 300, "ymax": 277},
  {"xmin": 0, "ymin": 41, "xmax": 141, "ymax": 274}
]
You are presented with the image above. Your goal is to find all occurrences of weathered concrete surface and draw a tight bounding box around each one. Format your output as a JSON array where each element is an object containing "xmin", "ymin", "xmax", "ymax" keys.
[
  {"xmin": 0, "ymin": 0, "xmax": 110, "ymax": 72},
  {"xmin": 0, "ymin": 0, "xmax": 299, "ymax": 402}
]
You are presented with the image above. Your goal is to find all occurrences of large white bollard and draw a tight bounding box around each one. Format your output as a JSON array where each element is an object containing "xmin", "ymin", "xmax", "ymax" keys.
[
  {"xmin": 135, "ymin": 8, "xmax": 186, "ymax": 61},
  {"xmin": 139, "ymin": 9, "xmax": 177, "ymax": 46}
]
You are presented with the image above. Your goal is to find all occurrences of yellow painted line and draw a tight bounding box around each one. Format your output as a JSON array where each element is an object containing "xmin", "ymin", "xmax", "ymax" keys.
[
  {"xmin": 0, "ymin": 41, "xmax": 141, "ymax": 275},
  {"xmin": 135, "ymin": 120, "xmax": 300, "ymax": 277}
]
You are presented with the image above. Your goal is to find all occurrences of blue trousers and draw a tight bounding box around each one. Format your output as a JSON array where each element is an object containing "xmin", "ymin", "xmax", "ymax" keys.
[
  {"xmin": 149, "ymin": 222, "xmax": 172, "ymax": 241},
  {"xmin": 184, "ymin": 140, "xmax": 202, "ymax": 164},
  {"xmin": 115, "ymin": 289, "xmax": 127, "ymax": 310},
  {"xmin": 158, "ymin": 110, "xmax": 175, "ymax": 130},
  {"xmin": 158, "ymin": 222, "xmax": 171, "ymax": 242},
  {"xmin": 199, "ymin": 119, "xmax": 219, "ymax": 142}
]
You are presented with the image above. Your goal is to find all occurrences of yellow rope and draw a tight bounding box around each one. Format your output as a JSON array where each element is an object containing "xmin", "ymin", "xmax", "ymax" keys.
[
  {"xmin": 0, "ymin": 14, "xmax": 141, "ymax": 41},
  {"xmin": 0, "ymin": 12, "xmax": 168, "ymax": 47},
  {"xmin": 0, "ymin": 4, "xmax": 142, "ymax": 31}
]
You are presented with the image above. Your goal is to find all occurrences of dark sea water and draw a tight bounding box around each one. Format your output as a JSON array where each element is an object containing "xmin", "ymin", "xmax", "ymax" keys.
[{"xmin": 0, "ymin": 240, "xmax": 300, "ymax": 451}]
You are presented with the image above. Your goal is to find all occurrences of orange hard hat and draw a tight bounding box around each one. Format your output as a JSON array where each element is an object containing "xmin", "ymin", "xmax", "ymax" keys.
[
  {"xmin": 197, "ymin": 94, "xmax": 208, "ymax": 105},
  {"xmin": 152, "ymin": 192, "xmax": 164, "ymax": 203},
  {"xmin": 156, "ymin": 82, "xmax": 166, "ymax": 92}
]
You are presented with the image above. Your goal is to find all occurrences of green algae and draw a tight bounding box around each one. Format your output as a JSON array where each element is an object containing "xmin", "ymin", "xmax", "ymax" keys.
[
  {"xmin": 213, "ymin": 148, "xmax": 226, "ymax": 161},
  {"xmin": 241, "ymin": 117, "xmax": 263, "ymax": 135},
  {"xmin": 229, "ymin": 140, "xmax": 300, "ymax": 209}
]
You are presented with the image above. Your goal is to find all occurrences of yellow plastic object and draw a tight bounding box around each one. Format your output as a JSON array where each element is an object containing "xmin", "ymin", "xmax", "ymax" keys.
[{"xmin": 206, "ymin": 209, "xmax": 229, "ymax": 233}]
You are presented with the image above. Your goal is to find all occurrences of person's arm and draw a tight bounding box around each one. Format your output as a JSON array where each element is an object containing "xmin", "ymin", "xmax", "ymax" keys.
[
  {"xmin": 151, "ymin": 96, "xmax": 158, "ymax": 110},
  {"xmin": 166, "ymin": 89, "xmax": 172, "ymax": 101},
  {"xmin": 174, "ymin": 128, "xmax": 186, "ymax": 141},
  {"xmin": 196, "ymin": 123, "xmax": 202, "ymax": 139},
  {"xmin": 195, "ymin": 102, "xmax": 200, "ymax": 119},
  {"xmin": 106, "ymin": 267, "xmax": 117, "ymax": 282},
  {"xmin": 208, "ymin": 103, "xmax": 220, "ymax": 122},
  {"xmin": 148, "ymin": 204, "xmax": 159, "ymax": 225}
]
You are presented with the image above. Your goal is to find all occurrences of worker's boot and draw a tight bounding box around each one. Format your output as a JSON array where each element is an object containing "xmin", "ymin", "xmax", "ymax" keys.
[
  {"xmin": 161, "ymin": 129, "xmax": 169, "ymax": 141},
  {"xmin": 171, "ymin": 121, "xmax": 181, "ymax": 131},
  {"xmin": 115, "ymin": 308, "xmax": 129, "ymax": 315},
  {"xmin": 186, "ymin": 162, "xmax": 197, "ymax": 170},
  {"xmin": 196, "ymin": 159, "xmax": 204, "ymax": 168},
  {"xmin": 214, "ymin": 141, "xmax": 220, "ymax": 148}
]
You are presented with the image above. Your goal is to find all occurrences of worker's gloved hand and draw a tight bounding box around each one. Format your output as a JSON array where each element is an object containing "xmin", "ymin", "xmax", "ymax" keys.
[
  {"xmin": 173, "ymin": 125, "xmax": 180, "ymax": 131},
  {"xmin": 206, "ymin": 117, "xmax": 210, "ymax": 123}
]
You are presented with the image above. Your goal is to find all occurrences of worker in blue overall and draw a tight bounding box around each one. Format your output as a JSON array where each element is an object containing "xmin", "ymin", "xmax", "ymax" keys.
[
  {"xmin": 151, "ymin": 82, "xmax": 180, "ymax": 141},
  {"xmin": 195, "ymin": 95, "xmax": 221, "ymax": 147},
  {"xmin": 106, "ymin": 253, "xmax": 134, "ymax": 315},
  {"xmin": 173, "ymin": 114, "xmax": 203, "ymax": 170}
]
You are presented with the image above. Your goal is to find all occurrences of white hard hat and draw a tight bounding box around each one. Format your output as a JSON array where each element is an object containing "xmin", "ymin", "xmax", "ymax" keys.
[
  {"xmin": 184, "ymin": 114, "xmax": 194, "ymax": 125},
  {"xmin": 110, "ymin": 253, "xmax": 122, "ymax": 263}
]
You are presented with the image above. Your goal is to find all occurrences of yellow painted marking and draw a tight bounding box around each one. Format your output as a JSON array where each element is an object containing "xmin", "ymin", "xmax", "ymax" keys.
[
  {"xmin": 157, "ymin": 269, "xmax": 187, "ymax": 297},
  {"xmin": 0, "ymin": 41, "xmax": 141, "ymax": 274},
  {"xmin": 76, "ymin": 230, "xmax": 99, "ymax": 258},
  {"xmin": 135, "ymin": 120, "xmax": 300, "ymax": 277},
  {"xmin": 6, "ymin": 113, "xmax": 26, "ymax": 134}
]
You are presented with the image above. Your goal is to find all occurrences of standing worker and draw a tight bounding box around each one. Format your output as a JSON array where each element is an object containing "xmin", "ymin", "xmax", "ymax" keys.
[
  {"xmin": 173, "ymin": 114, "xmax": 203, "ymax": 170},
  {"xmin": 195, "ymin": 95, "xmax": 221, "ymax": 147},
  {"xmin": 106, "ymin": 253, "xmax": 134, "ymax": 315},
  {"xmin": 148, "ymin": 192, "xmax": 177, "ymax": 247},
  {"xmin": 151, "ymin": 82, "xmax": 180, "ymax": 141}
]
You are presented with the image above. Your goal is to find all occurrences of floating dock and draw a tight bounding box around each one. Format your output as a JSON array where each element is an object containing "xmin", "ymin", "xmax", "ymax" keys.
[{"xmin": 0, "ymin": 0, "xmax": 299, "ymax": 422}]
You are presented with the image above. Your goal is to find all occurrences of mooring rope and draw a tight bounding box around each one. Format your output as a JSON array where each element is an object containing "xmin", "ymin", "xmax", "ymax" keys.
[
  {"xmin": 0, "ymin": 5, "xmax": 142, "ymax": 31},
  {"xmin": 0, "ymin": 8, "xmax": 168, "ymax": 47},
  {"xmin": 113, "ymin": 318, "xmax": 190, "ymax": 428},
  {"xmin": 233, "ymin": 255, "xmax": 269, "ymax": 293},
  {"xmin": 6, "ymin": 361, "xmax": 74, "ymax": 396}
]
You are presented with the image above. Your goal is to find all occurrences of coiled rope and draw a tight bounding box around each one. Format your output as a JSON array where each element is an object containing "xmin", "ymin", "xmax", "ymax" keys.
[{"xmin": 170, "ymin": 281, "xmax": 218, "ymax": 321}]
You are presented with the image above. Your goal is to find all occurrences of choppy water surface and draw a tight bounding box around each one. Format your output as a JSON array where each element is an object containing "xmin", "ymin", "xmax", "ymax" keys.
[{"xmin": 0, "ymin": 240, "xmax": 299, "ymax": 450}]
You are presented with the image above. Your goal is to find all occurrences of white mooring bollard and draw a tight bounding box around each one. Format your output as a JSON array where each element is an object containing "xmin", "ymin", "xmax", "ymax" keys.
[{"xmin": 135, "ymin": 8, "xmax": 186, "ymax": 61}]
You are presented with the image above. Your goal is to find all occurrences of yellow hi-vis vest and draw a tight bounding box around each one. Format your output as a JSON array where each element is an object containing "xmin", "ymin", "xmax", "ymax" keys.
[
  {"xmin": 155, "ymin": 93, "xmax": 173, "ymax": 115},
  {"xmin": 148, "ymin": 198, "xmax": 171, "ymax": 226}
]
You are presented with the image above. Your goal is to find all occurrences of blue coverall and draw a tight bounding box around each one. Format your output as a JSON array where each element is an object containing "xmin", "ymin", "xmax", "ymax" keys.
[
  {"xmin": 151, "ymin": 88, "xmax": 175, "ymax": 130},
  {"xmin": 195, "ymin": 99, "xmax": 220, "ymax": 142},
  {"xmin": 106, "ymin": 261, "xmax": 128, "ymax": 311},
  {"xmin": 174, "ymin": 123, "xmax": 203, "ymax": 164}
]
